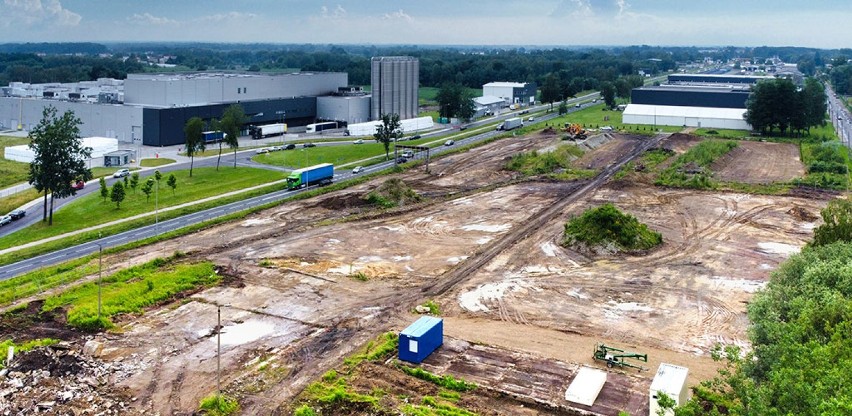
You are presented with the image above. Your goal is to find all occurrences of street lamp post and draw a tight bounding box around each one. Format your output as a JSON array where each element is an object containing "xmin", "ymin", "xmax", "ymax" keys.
[
  {"xmin": 217, "ymin": 304, "xmax": 221, "ymax": 398},
  {"xmin": 97, "ymin": 242, "xmax": 102, "ymax": 322}
]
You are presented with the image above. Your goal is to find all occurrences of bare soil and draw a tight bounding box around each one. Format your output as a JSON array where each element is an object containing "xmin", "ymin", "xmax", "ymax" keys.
[
  {"xmin": 712, "ymin": 141, "xmax": 805, "ymax": 183},
  {"xmin": 4, "ymin": 131, "xmax": 831, "ymax": 415}
]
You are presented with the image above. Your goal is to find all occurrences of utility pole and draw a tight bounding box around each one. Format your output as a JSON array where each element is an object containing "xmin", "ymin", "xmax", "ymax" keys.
[
  {"xmin": 97, "ymin": 242, "xmax": 102, "ymax": 321},
  {"xmin": 217, "ymin": 304, "xmax": 221, "ymax": 399}
]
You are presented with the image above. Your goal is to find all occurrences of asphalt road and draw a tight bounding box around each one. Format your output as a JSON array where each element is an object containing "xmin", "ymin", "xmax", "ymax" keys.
[
  {"xmin": 0, "ymin": 97, "xmax": 587, "ymax": 280},
  {"xmin": 826, "ymin": 85, "xmax": 851, "ymax": 146}
]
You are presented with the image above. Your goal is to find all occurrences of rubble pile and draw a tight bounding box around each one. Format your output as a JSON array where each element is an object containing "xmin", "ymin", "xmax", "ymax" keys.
[{"xmin": 0, "ymin": 341, "xmax": 147, "ymax": 415}]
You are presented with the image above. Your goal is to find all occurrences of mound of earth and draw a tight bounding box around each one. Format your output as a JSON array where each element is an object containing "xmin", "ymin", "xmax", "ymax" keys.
[
  {"xmin": 562, "ymin": 203, "xmax": 662, "ymax": 256},
  {"xmin": 363, "ymin": 178, "xmax": 422, "ymax": 208}
]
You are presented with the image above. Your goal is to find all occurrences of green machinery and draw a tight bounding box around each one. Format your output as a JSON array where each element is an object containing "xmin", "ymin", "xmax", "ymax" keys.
[{"xmin": 593, "ymin": 343, "xmax": 648, "ymax": 371}]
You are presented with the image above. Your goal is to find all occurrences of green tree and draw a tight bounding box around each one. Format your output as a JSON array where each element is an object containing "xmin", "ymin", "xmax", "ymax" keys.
[
  {"xmin": 141, "ymin": 178, "xmax": 154, "ymax": 202},
  {"xmin": 183, "ymin": 117, "xmax": 205, "ymax": 177},
  {"xmin": 129, "ymin": 172, "xmax": 139, "ymax": 194},
  {"xmin": 558, "ymin": 100, "xmax": 568, "ymax": 115},
  {"xmin": 436, "ymin": 82, "xmax": 475, "ymax": 120},
  {"xmin": 600, "ymin": 82, "xmax": 616, "ymax": 109},
  {"xmin": 110, "ymin": 181, "xmax": 125, "ymax": 209},
  {"xmin": 220, "ymin": 104, "xmax": 247, "ymax": 168},
  {"xmin": 27, "ymin": 106, "xmax": 93, "ymax": 225},
  {"xmin": 373, "ymin": 113, "xmax": 403, "ymax": 160},
  {"xmin": 167, "ymin": 173, "xmax": 177, "ymax": 195},
  {"xmin": 811, "ymin": 197, "xmax": 852, "ymax": 247},
  {"xmin": 99, "ymin": 177, "xmax": 108, "ymax": 202},
  {"xmin": 541, "ymin": 74, "xmax": 561, "ymax": 111}
]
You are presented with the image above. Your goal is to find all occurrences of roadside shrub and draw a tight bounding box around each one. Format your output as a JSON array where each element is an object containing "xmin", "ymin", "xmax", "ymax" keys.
[
  {"xmin": 42, "ymin": 257, "xmax": 218, "ymax": 331},
  {"xmin": 563, "ymin": 203, "xmax": 662, "ymax": 253},
  {"xmin": 198, "ymin": 394, "xmax": 239, "ymax": 416},
  {"xmin": 363, "ymin": 178, "xmax": 421, "ymax": 208},
  {"xmin": 0, "ymin": 338, "xmax": 59, "ymax": 368},
  {"xmin": 399, "ymin": 366, "xmax": 477, "ymax": 392},
  {"xmin": 505, "ymin": 144, "xmax": 585, "ymax": 176},
  {"xmin": 293, "ymin": 405, "xmax": 317, "ymax": 416},
  {"xmin": 656, "ymin": 139, "xmax": 737, "ymax": 189}
]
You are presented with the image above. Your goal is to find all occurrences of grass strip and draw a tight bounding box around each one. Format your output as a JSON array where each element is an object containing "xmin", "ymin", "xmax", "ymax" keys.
[{"xmin": 41, "ymin": 254, "xmax": 218, "ymax": 330}]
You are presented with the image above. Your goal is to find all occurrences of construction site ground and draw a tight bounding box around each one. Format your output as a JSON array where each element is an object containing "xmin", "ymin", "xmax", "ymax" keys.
[{"xmin": 2, "ymin": 130, "xmax": 831, "ymax": 415}]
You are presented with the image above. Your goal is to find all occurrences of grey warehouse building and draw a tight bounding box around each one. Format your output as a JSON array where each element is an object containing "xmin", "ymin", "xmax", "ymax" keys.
[
  {"xmin": 631, "ymin": 85, "xmax": 752, "ymax": 109},
  {"xmin": 667, "ymin": 74, "xmax": 774, "ymax": 85},
  {"xmin": 370, "ymin": 56, "xmax": 419, "ymax": 120},
  {"xmin": 0, "ymin": 71, "xmax": 350, "ymax": 147}
]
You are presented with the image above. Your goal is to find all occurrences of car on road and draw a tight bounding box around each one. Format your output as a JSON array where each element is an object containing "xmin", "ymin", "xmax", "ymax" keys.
[
  {"xmin": 352, "ymin": 166, "xmax": 364, "ymax": 174},
  {"xmin": 71, "ymin": 180, "xmax": 85, "ymax": 190},
  {"xmin": 8, "ymin": 209, "xmax": 25, "ymax": 220},
  {"xmin": 112, "ymin": 168, "xmax": 130, "ymax": 178},
  {"xmin": 527, "ymin": 116, "xmax": 535, "ymax": 122},
  {"xmin": 269, "ymin": 146, "xmax": 281, "ymax": 151},
  {"xmin": 402, "ymin": 150, "xmax": 414, "ymax": 158},
  {"xmin": 459, "ymin": 125, "xmax": 468, "ymax": 131},
  {"xmin": 444, "ymin": 139, "xmax": 455, "ymax": 146},
  {"xmin": 0, "ymin": 215, "xmax": 11, "ymax": 227},
  {"xmin": 575, "ymin": 103, "xmax": 581, "ymax": 108},
  {"xmin": 284, "ymin": 143, "xmax": 295, "ymax": 150},
  {"xmin": 353, "ymin": 139, "xmax": 364, "ymax": 144},
  {"xmin": 303, "ymin": 142, "xmax": 316, "ymax": 148},
  {"xmin": 411, "ymin": 135, "xmax": 422, "ymax": 140},
  {"xmin": 395, "ymin": 156, "xmax": 408, "ymax": 164}
]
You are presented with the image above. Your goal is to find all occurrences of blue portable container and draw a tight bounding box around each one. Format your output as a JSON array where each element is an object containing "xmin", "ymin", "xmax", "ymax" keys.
[{"xmin": 399, "ymin": 316, "xmax": 443, "ymax": 364}]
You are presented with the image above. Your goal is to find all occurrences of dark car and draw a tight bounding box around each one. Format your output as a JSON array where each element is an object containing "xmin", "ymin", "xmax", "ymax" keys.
[
  {"xmin": 411, "ymin": 134, "xmax": 422, "ymax": 140},
  {"xmin": 284, "ymin": 143, "xmax": 296, "ymax": 150},
  {"xmin": 8, "ymin": 209, "xmax": 25, "ymax": 220},
  {"xmin": 303, "ymin": 142, "xmax": 316, "ymax": 148},
  {"xmin": 395, "ymin": 156, "xmax": 408, "ymax": 164}
]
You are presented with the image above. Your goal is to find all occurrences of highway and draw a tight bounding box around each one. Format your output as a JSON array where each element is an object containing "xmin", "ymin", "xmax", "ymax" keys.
[
  {"xmin": 0, "ymin": 99, "xmax": 583, "ymax": 280},
  {"xmin": 826, "ymin": 84, "xmax": 851, "ymax": 146}
]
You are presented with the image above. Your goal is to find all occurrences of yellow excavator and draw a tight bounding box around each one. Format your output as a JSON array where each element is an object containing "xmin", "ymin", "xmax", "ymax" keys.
[{"xmin": 564, "ymin": 123, "xmax": 587, "ymax": 141}]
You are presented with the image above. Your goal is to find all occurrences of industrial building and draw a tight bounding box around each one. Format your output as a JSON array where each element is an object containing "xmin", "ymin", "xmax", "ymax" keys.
[
  {"xmin": 482, "ymin": 82, "xmax": 537, "ymax": 107},
  {"xmin": 370, "ymin": 56, "xmax": 419, "ymax": 121},
  {"xmin": 623, "ymin": 73, "xmax": 768, "ymax": 130},
  {"xmin": 2, "ymin": 57, "xmax": 425, "ymax": 148}
]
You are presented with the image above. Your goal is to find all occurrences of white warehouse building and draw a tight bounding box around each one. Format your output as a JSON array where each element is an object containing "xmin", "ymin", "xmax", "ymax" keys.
[{"xmin": 622, "ymin": 104, "xmax": 750, "ymax": 130}]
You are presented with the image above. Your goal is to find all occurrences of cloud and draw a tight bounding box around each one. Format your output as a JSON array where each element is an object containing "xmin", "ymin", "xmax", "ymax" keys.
[
  {"xmin": 127, "ymin": 12, "xmax": 178, "ymax": 26},
  {"xmin": 382, "ymin": 9, "xmax": 412, "ymax": 21},
  {"xmin": 320, "ymin": 5, "xmax": 347, "ymax": 19},
  {"xmin": 550, "ymin": 0, "xmax": 631, "ymax": 17},
  {"xmin": 196, "ymin": 12, "xmax": 258, "ymax": 23},
  {"xmin": 3, "ymin": 0, "xmax": 81, "ymax": 26}
]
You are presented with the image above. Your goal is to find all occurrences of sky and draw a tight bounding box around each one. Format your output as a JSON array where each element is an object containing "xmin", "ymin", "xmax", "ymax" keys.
[{"xmin": 2, "ymin": 0, "xmax": 850, "ymax": 49}]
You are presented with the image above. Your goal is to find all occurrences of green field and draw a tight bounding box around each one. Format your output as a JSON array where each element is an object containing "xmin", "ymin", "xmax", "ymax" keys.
[
  {"xmin": 253, "ymin": 137, "xmax": 443, "ymax": 169},
  {"xmin": 0, "ymin": 135, "xmax": 30, "ymax": 189},
  {"xmin": 695, "ymin": 120, "xmax": 839, "ymax": 142},
  {"xmin": 546, "ymin": 103, "xmax": 680, "ymax": 134},
  {"xmin": 140, "ymin": 158, "xmax": 176, "ymax": 167},
  {"xmin": 0, "ymin": 167, "xmax": 285, "ymax": 251}
]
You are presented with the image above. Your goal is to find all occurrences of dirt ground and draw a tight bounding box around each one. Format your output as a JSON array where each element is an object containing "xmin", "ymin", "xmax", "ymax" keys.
[
  {"xmin": 5, "ymin": 132, "xmax": 833, "ymax": 415},
  {"xmin": 712, "ymin": 141, "xmax": 805, "ymax": 183}
]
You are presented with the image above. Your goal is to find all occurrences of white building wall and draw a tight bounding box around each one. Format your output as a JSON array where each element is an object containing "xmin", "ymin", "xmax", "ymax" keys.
[
  {"xmin": 317, "ymin": 96, "xmax": 371, "ymax": 125},
  {"xmin": 482, "ymin": 85, "xmax": 514, "ymax": 102}
]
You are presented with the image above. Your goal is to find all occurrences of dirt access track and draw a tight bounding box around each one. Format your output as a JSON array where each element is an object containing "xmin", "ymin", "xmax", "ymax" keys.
[{"xmin": 9, "ymin": 131, "xmax": 831, "ymax": 415}]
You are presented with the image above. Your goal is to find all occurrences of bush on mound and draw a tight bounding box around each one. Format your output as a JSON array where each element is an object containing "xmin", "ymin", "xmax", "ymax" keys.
[
  {"xmin": 363, "ymin": 178, "xmax": 422, "ymax": 208},
  {"xmin": 563, "ymin": 203, "xmax": 662, "ymax": 254}
]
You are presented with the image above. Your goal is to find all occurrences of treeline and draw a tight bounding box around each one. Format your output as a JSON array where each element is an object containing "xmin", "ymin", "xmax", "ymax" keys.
[
  {"xmin": 0, "ymin": 53, "xmax": 144, "ymax": 85},
  {"xmin": 0, "ymin": 42, "xmax": 108, "ymax": 55},
  {"xmin": 829, "ymin": 57, "xmax": 852, "ymax": 95},
  {"xmin": 745, "ymin": 78, "xmax": 826, "ymax": 136}
]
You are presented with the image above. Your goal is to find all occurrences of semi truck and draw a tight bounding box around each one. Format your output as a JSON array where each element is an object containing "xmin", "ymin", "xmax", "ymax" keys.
[
  {"xmin": 250, "ymin": 123, "xmax": 287, "ymax": 140},
  {"xmin": 201, "ymin": 131, "xmax": 226, "ymax": 143},
  {"xmin": 286, "ymin": 163, "xmax": 334, "ymax": 190},
  {"xmin": 496, "ymin": 117, "xmax": 523, "ymax": 131}
]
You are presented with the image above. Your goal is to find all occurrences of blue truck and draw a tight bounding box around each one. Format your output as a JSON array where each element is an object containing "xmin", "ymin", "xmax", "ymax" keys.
[
  {"xmin": 286, "ymin": 163, "xmax": 334, "ymax": 190},
  {"xmin": 202, "ymin": 131, "xmax": 226, "ymax": 143}
]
